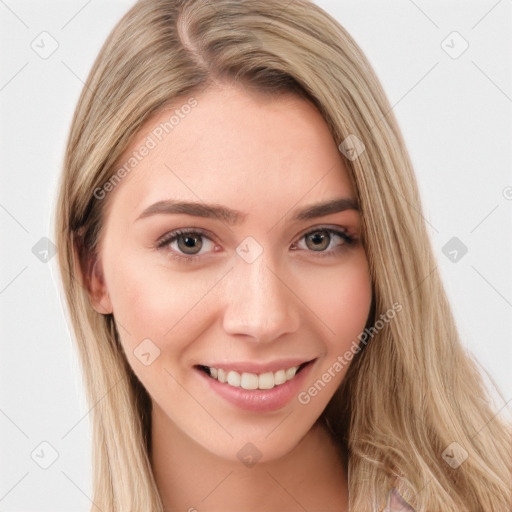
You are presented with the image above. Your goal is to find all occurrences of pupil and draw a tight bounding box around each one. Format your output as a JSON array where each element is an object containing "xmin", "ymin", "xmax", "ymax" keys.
[
  {"xmin": 307, "ymin": 231, "xmax": 329, "ymax": 251},
  {"xmin": 178, "ymin": 234, "xmax": 202, "ymax": 254}
]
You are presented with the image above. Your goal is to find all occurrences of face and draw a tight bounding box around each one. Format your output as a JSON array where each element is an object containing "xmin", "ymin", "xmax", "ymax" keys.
[{"xmin": 87, "ymin": 83, "xmax": 372, "ymax": 462}]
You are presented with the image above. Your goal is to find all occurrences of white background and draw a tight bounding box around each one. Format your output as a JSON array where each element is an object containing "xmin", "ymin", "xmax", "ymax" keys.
[{"xmin": 0, "ymin": 1, "xmax": 511, "ymax": 510}]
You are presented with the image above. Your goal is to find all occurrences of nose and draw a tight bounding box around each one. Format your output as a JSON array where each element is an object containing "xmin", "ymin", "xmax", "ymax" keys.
[{"xmin": 222, "ymin": 253, "xmax": 300, "ymax": 343}]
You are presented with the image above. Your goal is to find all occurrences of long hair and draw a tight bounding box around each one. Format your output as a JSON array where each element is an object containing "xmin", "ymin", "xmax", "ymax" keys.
[{"xmin": 54, "ymin": 0, "xmax": 512, "ymax": 510}]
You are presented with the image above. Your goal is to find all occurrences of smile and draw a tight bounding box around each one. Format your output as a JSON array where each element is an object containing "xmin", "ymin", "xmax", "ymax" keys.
[
  {"xmin": 196, "ymin": 362, "xmax": 311, "ymax": 390},
  {"xmin": 194, "ymin": 358, "xmax": 317, "ymax": 412}
]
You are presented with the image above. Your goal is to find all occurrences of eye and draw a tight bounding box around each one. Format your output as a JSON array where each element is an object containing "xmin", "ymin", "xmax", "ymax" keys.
[
  {"xmin": 156, "ymin": 228, "xmax": 217, "ymax": 262},
  {"xmin": 156, "ymin": 225, "xmax": 357, "ymax": 263},
  {"xmin": 291, "ymin": 226, "xmax": 356, "ymax": 257}
]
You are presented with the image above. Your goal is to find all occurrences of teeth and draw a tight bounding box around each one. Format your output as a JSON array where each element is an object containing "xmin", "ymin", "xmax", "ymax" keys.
[
  {"xmin": 217, "ymin": 368, "xmax": 227, "ymax": 383},
  {"xmin": 274, "ymin": 369, "xmax": 286, "ymax": 385},
  {"xmin": 240, "ymin": 372, "xmax": 258, "ymax": 390},
  {"xmin": 227, "ymin": 371, "xmax": 241, "ymax": 387},
  {"xmin": 258, "ymin": 372, "xmax": 274, "ymax": 389},
  {"xmin": 285, "ymin": 366, "xmax": 297, "ymax": 380},
  {"xmin": 205, "ymin": 364, "xmax": 302, "ymax": 390}
]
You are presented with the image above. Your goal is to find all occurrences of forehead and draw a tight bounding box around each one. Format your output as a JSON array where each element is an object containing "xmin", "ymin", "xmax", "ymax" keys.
[{"xmin": 108, "ymin": 84, "xmax": 355, "ymax": 220}]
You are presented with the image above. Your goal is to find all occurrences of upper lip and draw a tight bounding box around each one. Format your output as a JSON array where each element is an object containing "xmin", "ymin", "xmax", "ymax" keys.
[{"xmin": 195, "ymin": 357, "xmax": 316, "ymax": 374}]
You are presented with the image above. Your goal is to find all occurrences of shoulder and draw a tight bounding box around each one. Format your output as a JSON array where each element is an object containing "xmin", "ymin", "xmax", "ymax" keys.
[{"xmin": 381, "ymin": 486, "xmax": 416, "ymax": 512}]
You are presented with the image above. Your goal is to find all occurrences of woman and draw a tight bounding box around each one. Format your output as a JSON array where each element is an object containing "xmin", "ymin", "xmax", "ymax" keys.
[{"xmin": 54, "ymin": 0, "xmax": 511, "ymax": 510}]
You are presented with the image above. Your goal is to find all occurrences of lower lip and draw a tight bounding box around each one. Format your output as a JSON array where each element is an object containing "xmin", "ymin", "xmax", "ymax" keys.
[{"xmin": 195, "ymin": 361, "xmax": 316, "ymax": 412}]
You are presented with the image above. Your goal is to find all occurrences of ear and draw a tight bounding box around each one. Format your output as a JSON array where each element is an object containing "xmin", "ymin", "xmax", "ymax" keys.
[
  {"xmin": 74, "ymin": 234, "xmax": 113, "ymax": 315},
  {"xmin": 87, "ymin": 257, "xmax": 113, "ymax": 315}
]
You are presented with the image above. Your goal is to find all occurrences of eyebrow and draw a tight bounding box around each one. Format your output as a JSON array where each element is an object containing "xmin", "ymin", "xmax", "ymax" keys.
[{"xmin": 136, "ymin": 197, "xmax": 359, "ymax": 225}]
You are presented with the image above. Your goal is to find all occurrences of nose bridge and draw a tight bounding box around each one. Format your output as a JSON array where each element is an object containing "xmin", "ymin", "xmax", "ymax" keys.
[{"xmin": 222, "ymin": 249, "xmax": 299, "ymax": 342}]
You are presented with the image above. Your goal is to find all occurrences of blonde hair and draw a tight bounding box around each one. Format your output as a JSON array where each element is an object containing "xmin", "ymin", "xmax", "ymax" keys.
[{"xmin": 54, "ymin": 0, "xmax": 512, "ymax": 510}]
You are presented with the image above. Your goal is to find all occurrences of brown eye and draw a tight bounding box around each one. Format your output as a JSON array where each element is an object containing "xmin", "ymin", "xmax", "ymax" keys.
[
  {"xmin": 157, "ymin": 228, "xmax": 216, "ymax": 261},
  {"xmin": 177, "ymin": 233, "xmax": 203, "ymax": 255},
  {"xmin": 304, "ymin": 230, "xmax": 331, "ymax": 251},
  {"xmin": 292, "ymin": 226, "xmax": 355, "ymax": 257}
]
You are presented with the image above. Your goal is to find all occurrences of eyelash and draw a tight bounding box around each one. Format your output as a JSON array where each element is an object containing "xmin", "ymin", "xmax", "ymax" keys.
[{"xmin": 156, "ymin": 226, "xmax": 357, "ymax": 264}]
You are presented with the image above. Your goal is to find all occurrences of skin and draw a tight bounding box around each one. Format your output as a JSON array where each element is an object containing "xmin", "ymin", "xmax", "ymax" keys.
[{"xmin": 86, "ymin": 82, "xmax": 373, "ymax": 511}]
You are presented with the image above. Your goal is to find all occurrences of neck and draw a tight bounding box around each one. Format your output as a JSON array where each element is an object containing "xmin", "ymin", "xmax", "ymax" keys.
[{"xmin": 150, "ymin": 404, "xmax": 348, "ymax": 512}]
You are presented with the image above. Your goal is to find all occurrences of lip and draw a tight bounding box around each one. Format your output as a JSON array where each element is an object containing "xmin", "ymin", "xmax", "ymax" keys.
[
  {"xmin": 195, "ymin": 357, "xmax": 316, "ymax": 374},
  {"xmin": 195, "ymin": 358, "xmax": 317, "ymax": 412}
]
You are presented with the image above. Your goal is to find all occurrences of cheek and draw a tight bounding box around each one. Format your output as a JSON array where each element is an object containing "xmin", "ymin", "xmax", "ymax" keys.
[
  {"xmin": 104, "ymin": 251, "xmax": 223, "ymax": 355},
  {"xmin": 103, "ymin": 256, "xmax": 218, "ymax": 404},
  {"xmin": 299, "ymin": 250, "xmax": 372, "ymax": 348}
]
